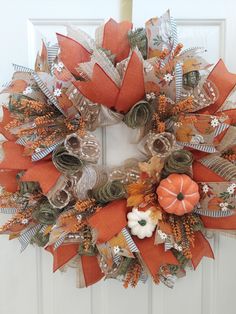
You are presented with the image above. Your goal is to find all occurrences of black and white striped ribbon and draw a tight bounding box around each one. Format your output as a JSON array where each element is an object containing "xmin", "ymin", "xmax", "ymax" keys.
[
  {"xmin": 194, "ymin": 208, "xmax": 234, "ymax": 217},
  {"xmin": 214, "ymin": 123, "xmax": 229, "ymax": 137},
  {"xmin": 175, "ymin": 62, "xmax": 183, "ymax": 102},
  {"xmin": 178, "ymin": 142, "xmax": 217, "ymax": 153},
  {"xmin": 160, "ymin": 274, "xmax": 176, "ymax": 289},
  {"xmin": 121, "ymin": 228, "xmax": 139, "ymax": 253},
  {"xmin": 31, "ymin": 140, "xmax": 63, "ymax": 161},
  {"xmin": 0, "ymin": 207, "xmax": 18, "ymax": 214},
  {"xmin": 170, "ymin": 16, "xmax": 178, "ymax": 51},
  {"xmin": 47, "ymin": 43, "xmax": 59, "ymax": 73},
  {"xmin": 16, "ymin": 134, "xmax": 37, "ymax": 146},
  {"xmin": 113, "ymin": 254, "xmax": 122, "ymax": 266},
  {"xmin": 18, "ymin": 224, "xmax": 42, "ymax": 252},
  {"xmin": 54, "ymin": 235, "xmax": 66, "ymax": 249},
  {"xmin": 12, "ymin": 64, "xmax": 34, "ymax": 73}
]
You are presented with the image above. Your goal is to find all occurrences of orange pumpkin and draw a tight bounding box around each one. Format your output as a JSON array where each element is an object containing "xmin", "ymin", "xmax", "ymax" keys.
[{"xmin": 156, "ymin": 174, "xmax": 200, "ymax": 216}]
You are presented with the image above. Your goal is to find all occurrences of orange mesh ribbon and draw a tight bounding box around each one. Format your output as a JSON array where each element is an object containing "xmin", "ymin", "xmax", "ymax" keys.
[
  {"xmin": 81, "ymin": 255, "xmax": 104, "ymax": 287},
  {"xmin": 21, "ymin": 161, "xmax": 60, "ymax": 194},
  {"xmin": 74, "ymin": 51, "xmax": 145, "ymax": 113},
  {"xmin": 0, "ymin": 107, "xmax": 16, "ymax": 141},
  {"xmin": 133, "ymin": 235, "xmax": 179, "ymax": 278},
  {"xmin": 0, "ymin": 170, "xmax": 18, "ymax": 192},
  {"xmin": 57, "ymin": 33, "xmax": 91, "ymax": 76},
  {"xmin": 199, "ymin": 60, "xmax": 236, "ymax": 114},
  {"xmin": 88, "ymin": 199, "xmax": 128, "ymax": 243},
  {"xmin": 102, "ymin": 19, "xmax": 132, "ymax": 63},
  {"xmin": 0, "ymin": 142, "xmax": 33, "ymax": 170},
  {"xmin": 46, "ymin": 243, "xmax": 79, "ymax": 272},
  {"xmin": 191, "ymin": 231, "xmax": 214, "ymax": 269}
]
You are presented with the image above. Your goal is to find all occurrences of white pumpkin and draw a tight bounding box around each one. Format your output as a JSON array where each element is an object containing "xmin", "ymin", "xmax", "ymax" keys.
[{"xmin": 127, "ymin": 208, "xmax": 157, "ymax": 239}]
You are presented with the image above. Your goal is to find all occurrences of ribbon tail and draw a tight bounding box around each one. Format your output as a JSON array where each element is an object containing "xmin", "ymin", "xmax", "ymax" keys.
[{"xmin": 191, "ymin": 231, "xmax": 214, "ymax": 269}]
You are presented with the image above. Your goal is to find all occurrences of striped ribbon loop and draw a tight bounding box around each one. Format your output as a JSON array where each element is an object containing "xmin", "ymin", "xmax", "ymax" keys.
[
  {"xmin": 178, "ymin": 142, "xmax": 217, "ymax": 153},
  {"xmin": 194, "ymin": 208, "xmax": 234, "ymax": 218},
  {"xmin": 54, "ymin": 235, "xmax": 66, "ymax": 249},
  {"xmin": 175, "ymin": 62, "xmax": 183, "ymax": 102},
  {"xmin": 31, "ymin": 140, "xmax": 63, "ymax": 161},
  {"xmin": 121, "ymin": 228, "xmax": 139, "ymax": 253},
  {"xmin": 18, "ymin": 224, "xmax": 42, "ymax": 252},
  {"xmin": 0, "ymin": 207, "xmax": 18, "ymax": 214},
  {"xmin": 12, "ymin": 64, "xmax": 34, "ymax": 73},
  {"xmin": 214, "ymin": 122, "xmax": 229, "ymax": 137},
  {"xmin": 47, "ymin": 43, "xmax": 59, "ymax": 73},
  {"xmin": 170, "ymin": 16, "xmax": 178, "ymax": 51}
]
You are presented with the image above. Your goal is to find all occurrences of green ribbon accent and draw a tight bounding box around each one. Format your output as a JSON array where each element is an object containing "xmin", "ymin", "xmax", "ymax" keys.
[
  {"xmin": 52, "ymin": 145, "xmax": 84, "ymax": 174},
  {"xmin": 163, "ymin": 149, "xmax": 193, "ymax": 176},
  {"xmin": 32, "ymin": 200, "xmax": 59, "ymax": 225},
  {"xmin": 128, "ymin": 28, "xmax": 148, "ymax": 59},
  {"xmin": 30, "ymin": 229, "xmax": 49, "ymax": 247},
  {"xmin": 92, "ymin": 180, "xmax": 126, "ymax": 204},
  {"xmin": 123, "ymin": 100, "xmax": 152, "ymax": 129}
]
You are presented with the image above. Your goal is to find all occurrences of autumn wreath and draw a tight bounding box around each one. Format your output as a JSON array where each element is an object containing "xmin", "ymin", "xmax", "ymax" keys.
[{"xmin": 1, "ymin": 10, "xmax": 236, "ymax": 288}]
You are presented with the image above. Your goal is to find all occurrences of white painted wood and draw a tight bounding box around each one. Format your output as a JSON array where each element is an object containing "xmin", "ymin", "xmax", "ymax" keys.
[{"xmin": 1, "ymin": 1, "xmax": 236, "ymax": 314}]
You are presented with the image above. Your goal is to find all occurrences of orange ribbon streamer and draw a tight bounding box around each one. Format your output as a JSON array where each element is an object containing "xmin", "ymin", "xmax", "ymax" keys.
[
  {"xmin": 133, "ymin": 235, "xmax": 179, "ymax": 278},
  {"xmin": 0, "ymin": 170, "xmax": 19, "ymax": 192},
  {"xmin": 74, "ymin": 51, "xmax": 145, "ymax": 113},
  {"xmin": 0, "ymin": 142, "xmax": 33, "ymax": 170},
  {"xmin": 81, "ymin": 255, "xmax": 104, "ymax": 287},
  {"xmin": 57, "ymin": 33, "xmax": 91, "ymax": 76},
  {"xmin": 46, "ymin": 243, "xmax": 79, "ymax": 272},
  {"xmin": 102, "ymin": 19, "xmax": 132, "ymax": 63},
  {"xmin": 199, "ymin": 59, "xmax": 236, "ymax": 114},
  {"xmin": 21, "ymin": 161, "xmax": 60, "ymax": 194},
  {"xmin": 88, "ymin": 199, "xmax": 128, "ymax": 243},
  {"xmin": 191, "ymin": 231, "xmax": 214, "ymax": 269}
]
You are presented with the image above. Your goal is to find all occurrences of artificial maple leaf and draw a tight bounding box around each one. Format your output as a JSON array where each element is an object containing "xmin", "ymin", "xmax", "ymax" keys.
[{"xmin": 139, "ymin": 156, "xmax": 164, "ymax": 177}]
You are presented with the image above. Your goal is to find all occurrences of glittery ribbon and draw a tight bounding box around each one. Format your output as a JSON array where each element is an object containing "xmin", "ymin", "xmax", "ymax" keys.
[
  {"xmin": 32, "ymin": 200, "xmax": 59, "ymax": 225},
  {"xmin": 163, "ymin": 149, "xmax": 193, "ymax": 176},
  {"xmin": 92, "ymin": 180, "xmax": 126, "ymax": 203},
  {"xmin": 52, "ymin": 145, "xmax": 84, "ymax": 174},
  {"xmin": 123, "ymin": 100, "xmax": 152, "ymax": 129},
  {"xmin": 143, "ymin": 132, "xmax": 176, "ymax": 157}
]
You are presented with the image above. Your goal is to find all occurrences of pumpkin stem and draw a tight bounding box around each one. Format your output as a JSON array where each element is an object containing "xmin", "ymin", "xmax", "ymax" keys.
[
  {"xmin": 177, "ymin": 192, "xmax": 184, "ymax": 200},
  {"xmin": 138, "ymin": 219, "xmax": 147, "ymax": 226}
]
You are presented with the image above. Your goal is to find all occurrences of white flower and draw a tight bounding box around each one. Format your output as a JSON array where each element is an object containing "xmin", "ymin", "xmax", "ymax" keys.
[
  {"xmin": 202, "ymin": 184, "xmax": 209, "ymax": 193},
  {"xmin": 146, "ymin": 92, "xmax": 156, "ymax": 101},
  {"xmin": 210, "ymin": 117, "xmax": 220, "ymax": 128},
  {"xmin": 219, "ymin": 202, "xmax": 229, "ymax": 211},
  {"xmin": 174, "ymin": 243, "xmax": 182, "ymax": 252},
  {"xmin": 231, "ymin": 183, "xmax": 236, "ymax": 188},
  {"xmin": 54, "ymin": 62, "xmax": 64, "ymax": 72},
  {"xmin": 227, "ymin": 186, "xmax": 235, "ymax": 195},
  {"xmin": 54, "ymin": 88, "xmax": 62, "ymax": 97},
  {"xmin": 23, "ymin": 86, "xmax": 33, "ymax": 95},
  {"xmin": 21, "ymin": 218, "xmax": 29, "ymax": 225},
  {"xmin": 35, "ymin": 147, "xmax": 41, "ymax": 153},
  {"xmin": 163, "ymin": 73, "xmax": 174, "ymax": 83},
  {"xmin": 158, "ymin": 230, "xmax": 167, "ymax": 240},
  {"xmin": 127, "ymin": 208, "xmax": 157, "ymax": 239},
  {"xmin": 113, "ymin": 246, "xmax": 120, "ymax": 254}
]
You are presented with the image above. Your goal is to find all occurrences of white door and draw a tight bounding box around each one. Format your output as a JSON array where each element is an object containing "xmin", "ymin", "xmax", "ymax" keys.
[{"xmin": 1, "ymin": 1, "xmax": 236, "ymax": 314}]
